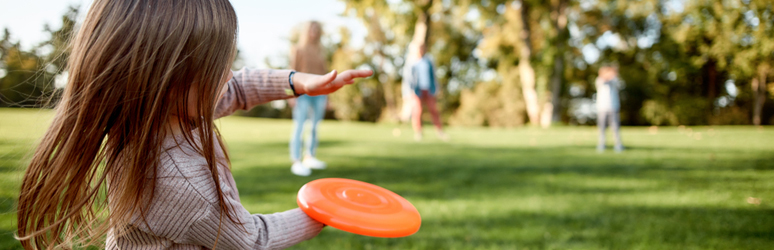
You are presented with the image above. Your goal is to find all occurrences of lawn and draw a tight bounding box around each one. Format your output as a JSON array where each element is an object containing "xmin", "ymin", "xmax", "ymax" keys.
[{"xmin": 1, "ymin": 108, "xmax": 773, "ymax": 249}]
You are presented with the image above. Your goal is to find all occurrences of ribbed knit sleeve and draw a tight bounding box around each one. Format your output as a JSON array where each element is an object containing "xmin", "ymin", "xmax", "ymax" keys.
[
  {"xmin": 215, "ymin": 68, "xmax": 295, "ymax": 119},
  {"xmin": 120, "ymin": 162, "xmax": 323, "ymax": 250},
  {"xmin": 106, "ymin": 142, "xmax": 324, "ymax": 249},
  {"xmin": 181, "ymin": 189, "xmax": 323, "ymax": 250}
]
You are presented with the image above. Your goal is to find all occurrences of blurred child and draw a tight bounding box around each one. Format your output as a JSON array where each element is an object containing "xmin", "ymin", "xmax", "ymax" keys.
[
  {"xmin": 406, "ymin": 42, "xmax": 448, "ymax": 141},
  {"xmin": 16, "ymin": 1, "xmax": 372, "ymax": 249},
  {"xmin": 288, "ymin": 21, "xmax": 329, "ymax": 176},
  {"xmin": 596, "ymin": 66, "xmax": 624, "ymax": 152}
]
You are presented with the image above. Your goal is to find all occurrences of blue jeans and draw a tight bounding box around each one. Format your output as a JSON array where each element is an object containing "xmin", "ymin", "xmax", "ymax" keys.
[
  {"xmin": 597, "ymin": 109, "xmax": 623, "ymax": 151},
  {"xmin": 290, "ymin": 95, "xmax": 327, "ymax": 162}
]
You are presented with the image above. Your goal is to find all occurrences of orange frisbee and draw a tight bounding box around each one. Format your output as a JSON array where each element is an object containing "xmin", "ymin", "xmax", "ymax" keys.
[{"xmin": 297, "ymin": 178, "xmax": 421, "ymax": 238}]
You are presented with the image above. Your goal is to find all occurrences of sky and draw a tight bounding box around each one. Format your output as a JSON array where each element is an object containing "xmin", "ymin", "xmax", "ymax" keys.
[{"xmin": 0, "ymin": 0, "xmax": 367, "ymax": 68}]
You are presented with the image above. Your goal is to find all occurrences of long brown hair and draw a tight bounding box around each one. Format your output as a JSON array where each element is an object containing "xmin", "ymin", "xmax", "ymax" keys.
[{"xmin": 17, "ymin": 0, "xmax": 239, "ymax": 248}]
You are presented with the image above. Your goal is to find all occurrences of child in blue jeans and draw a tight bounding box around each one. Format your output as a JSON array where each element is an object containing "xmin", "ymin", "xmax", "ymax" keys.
[{"xmin": 289, "ymin": 21, "xmax": 329, "ymax": 176}]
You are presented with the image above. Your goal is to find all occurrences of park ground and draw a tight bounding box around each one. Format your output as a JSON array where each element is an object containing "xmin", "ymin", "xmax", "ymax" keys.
[{"xmin": 0, "ymin": 108, "xmax": 772, "ymax": 249}]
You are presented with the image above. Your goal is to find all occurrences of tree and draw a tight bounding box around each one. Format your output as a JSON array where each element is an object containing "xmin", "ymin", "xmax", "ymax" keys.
[
  {"xmin": 340, "ymin": 0, "xmax": 412, "ymax": 121},
  {"xmin": 475, "ymin": 0, "xmax": 569, "ymax": 127},
  {"xmin": 549, "ymin": 0, "xmax": 570, "ymax": 123},
  {"xmin": 328, "ymin": 27, "xmax": 381, "ymax": 121},
  {"xmin": 0, "ymin": 29, "xmax": 51, "ymax": 107},
  {"xmin": 331, "ymin": 0, "xmax": 771, "ymax": 126},
  {"xmin": 739, "ymin": 0, "xmax": 773, "ymax": 125},
  {"xmin": 0, "ymin": 6, "xmax": 77, "ymax": 108},
  {"xmin": 662, "ymin": 0, "xmax": 773, "ymax": 125},
  {"xmin": 339, "ymin": 0, "xmax": 481, "ymax": 122}
]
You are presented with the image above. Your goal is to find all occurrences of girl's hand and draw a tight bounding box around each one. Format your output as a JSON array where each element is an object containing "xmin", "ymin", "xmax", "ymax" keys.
[{"xmin": 293, "ymin": 70, "xmax": 373, "ymax": 96}]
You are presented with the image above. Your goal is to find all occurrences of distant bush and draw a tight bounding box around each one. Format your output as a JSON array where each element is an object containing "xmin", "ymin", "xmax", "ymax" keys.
[{"xmin": 451, "ymin": 80, "xmax": 526, "ymax": 127}]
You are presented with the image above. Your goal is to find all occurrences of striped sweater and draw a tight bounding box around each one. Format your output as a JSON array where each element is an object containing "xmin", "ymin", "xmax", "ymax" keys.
[{"xmin": 106, "ymin": 68, "xmax": 323, "ymax": 249}]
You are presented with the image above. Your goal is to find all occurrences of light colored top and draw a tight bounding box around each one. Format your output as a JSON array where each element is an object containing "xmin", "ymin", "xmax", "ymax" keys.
[
  {"xmin": 291, "ymin": 46, "xmax": 328, "ymax": 75},
  {"xmin": 414, "ymin": 58, "xmax": 432, "ymax": 91},
  {"xmin": 595, "ymin": 76, "xmax": 621, "ymax": 112},
  {"xmin": 407, "ymin": 56, "xmax": 438, "ymax": 96},
  {"xmin": 106, "ymin": 68, "xmax": 323, "ymax": 250}
]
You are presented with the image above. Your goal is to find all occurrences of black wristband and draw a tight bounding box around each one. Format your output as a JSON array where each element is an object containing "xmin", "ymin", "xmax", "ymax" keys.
[{"xmin": 288, "ymin": 71, "xmax": 300, "ymax": 97}]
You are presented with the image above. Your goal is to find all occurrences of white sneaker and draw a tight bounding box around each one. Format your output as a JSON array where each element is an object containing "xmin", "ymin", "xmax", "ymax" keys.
[
  {"xmin": 291, "ymin": 162, "xmax": 311, "ymax": 176},
  {"xmin": 303, "ymin": 157, "xmax": 327, "ymax": 170},
  {"xmin": 437, "ymin": 131, "xmax": 450, "ymax": 142},
  {"xmin": 414, "ymin": 132, "xmax": 423, "ymax": 141}
]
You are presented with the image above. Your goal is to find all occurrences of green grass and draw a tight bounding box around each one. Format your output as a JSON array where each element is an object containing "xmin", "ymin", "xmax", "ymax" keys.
[{"xmin": 1, "ymin": 108, "xmax": 773, "ymax": 249}]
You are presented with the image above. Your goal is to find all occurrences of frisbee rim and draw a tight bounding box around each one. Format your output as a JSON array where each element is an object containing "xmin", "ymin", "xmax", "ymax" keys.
[{"xmin": 297, "ymin": 178, "xmax": 421, "ymax": 238}]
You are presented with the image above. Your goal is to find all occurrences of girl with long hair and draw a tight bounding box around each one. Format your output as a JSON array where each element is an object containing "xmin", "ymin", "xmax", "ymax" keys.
[
  {"xmin": 15, "ymin": 1, "xmax": 371, "ymax": 249},
  {"xmin": 288, "ymin": 21, "xmax": 329, "ymax": 176}
]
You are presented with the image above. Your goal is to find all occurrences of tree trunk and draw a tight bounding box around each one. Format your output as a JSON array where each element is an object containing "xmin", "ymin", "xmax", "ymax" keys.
[
  {"xmin": 379, "ymin": 51, "xmax": 398, "ymax": 120},
  {"xmin": 549, "ymin": 55, "xmax": 563, "ymax": 123},
  {"xmin": 752, "ymin": 64, "xmax": 769, "ymax": 125},
  {"xmin": 516, "ymin": 1, "xmax": 540, "ymax": 126},
  {"xmin": 549, "ymin": 0, "xmax": 568, "ymax": 125},
  {"xmin": 370, "ymin": 11, "xmax": 401, "ymax": 121},
  {"xmin": 707, "ymin": 62, "xmax": 717, "ymax": 100}
]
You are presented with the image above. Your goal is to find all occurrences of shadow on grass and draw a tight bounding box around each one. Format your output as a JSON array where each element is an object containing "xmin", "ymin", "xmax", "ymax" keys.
[
  {"xmin": 226, "ymin": 141, "xmax": 774, "ymax": 249},
  {"xmin": 226, "ymin": 140, "xmax": 352, "ymax": 152},
  {"xmin": 230, "ymin": 142, "xmax": 774, "ymax": 199},
  {"xmin": 290, "ymin": 206, "xmax": 774, "ymax": 250},
  {"xmin": 0, "ymin": 229, "xmax": 21, "ymax": 250}
]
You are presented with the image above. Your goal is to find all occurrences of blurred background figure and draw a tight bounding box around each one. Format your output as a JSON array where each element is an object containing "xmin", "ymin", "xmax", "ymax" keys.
[
  {"xmin": 289, "ymin": 21, "xmax": 328, "ymax": 176},
  {"xmin": 407, "ymin": 42, "xmax": 448, "ymax": 141},
  {"xmin": 596, "ymin": 66, "xmax": 624, "ymax": 152},
  {"xmin": 399, "ymin": 19, "xmax": 428, "ymax": 124}
]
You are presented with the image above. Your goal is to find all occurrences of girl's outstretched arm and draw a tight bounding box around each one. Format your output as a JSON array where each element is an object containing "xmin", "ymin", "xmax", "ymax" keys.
[
  {"xmin": 214, "ymin": 68, "xmax": 372, "ymax": 119},
  {"xmin": 215, "ymin": 68, "xmax": 295, "ymax": 118}
]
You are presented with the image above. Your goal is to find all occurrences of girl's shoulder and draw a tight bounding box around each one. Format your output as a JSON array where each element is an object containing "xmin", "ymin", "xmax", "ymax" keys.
[
  {"xmin": 154, "ymin": 135, "xmax": 222, "ymax": 204},
  {"xmin": 156, "ymin": 135, "xmax": 213, "ymax": 179}
]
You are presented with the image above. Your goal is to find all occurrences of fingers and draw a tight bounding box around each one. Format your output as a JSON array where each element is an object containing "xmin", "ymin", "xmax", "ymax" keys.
[
  {"xmin": 312, "ymin": 70, "xmax": 338, "ymax": 94},
  {"xmin": 356, "ymin": 69, "xmax": 374, "ymax": 78},
  {"xmin": 322, "ymin": 70, "xmax": 337, "ymax": 84},
  {"xmin": 339, "ymin": 70, "xmax": 374, "ymax": 80},
  {"xmin": 302, "ymin": 69, "xmax": 372, "ymax": 96},
  {"xmin": 332, "ymin": 70, "xmax": 373, "ymax": 88}
]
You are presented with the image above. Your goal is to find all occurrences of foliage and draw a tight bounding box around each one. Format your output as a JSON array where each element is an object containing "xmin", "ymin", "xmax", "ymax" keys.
[
  {"xmin": 334, "ymin": 0, "xmax": 774, "ymax": 126},
  {"xmin": 641, "ymin": 100, "xmax": 678, "ymax": 126},
  {"xmin": 1, "ymin": 2, "xmax": 773, "ymax": 125},
  {"xmin": 566, "ymin": 0, "xmax": 774, "ymax": 125},
  {"xmin": 328, "ymin": 27, "xmax": 385, "ymax": 122},
  {"xmin": 451, "ymin": 63, "xmax": 527, "ymax": 127},
  {"xmin": 0, "ymin": 7, "xmax": 76, "ymax": 108},
  {"xmin": 337, "ymin": 0, "xmax": 482, "ymax": 122}
]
